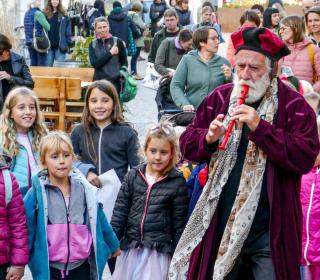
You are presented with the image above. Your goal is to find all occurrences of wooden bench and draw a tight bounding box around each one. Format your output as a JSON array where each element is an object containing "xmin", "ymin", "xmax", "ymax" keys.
[
  {"xmin": 30, "ymin": 66, "xmax": 93, "ymax": 130},
  {"xmin": 30, "ymin": 66, "xmax": 94, "ymax": 82},
  {"xmin": 33, "ymin": 76, "xmax": 82, "ymax": 131},
  {"xmin": 33, "ymin": 76, "xmax": 66, "ymax": 130}
]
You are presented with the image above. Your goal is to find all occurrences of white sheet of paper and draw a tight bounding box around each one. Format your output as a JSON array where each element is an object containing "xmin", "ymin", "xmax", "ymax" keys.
[{"xmin": 97, "ymin": 169, "xmax": 122, "ymax": 221}]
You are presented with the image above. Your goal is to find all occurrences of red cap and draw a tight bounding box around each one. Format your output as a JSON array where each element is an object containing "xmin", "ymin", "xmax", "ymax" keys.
[{"xmin": 231, "ymin": 27, "xmax": 290, "ymax": 61}]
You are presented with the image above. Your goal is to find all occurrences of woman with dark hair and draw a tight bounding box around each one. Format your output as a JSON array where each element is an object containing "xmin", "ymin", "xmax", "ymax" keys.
[
  {"xmin": 87, "ymin": 0, "xmax": 106, "ymax": 35},
  {"xmin": 154, "ymin": 29, "xmax": 193, "ymax": 114},
  {"xmin": 170, "ymin": 27, "xmax": 231, "ymax": 111},
  {"xmin": 280, "ymin": 15, "xmax": 320, "ymax": 93},
  {"xmin": 175, "ymin": 0, "xmax": 193, "ymax": 27},
  {"xmin": 0, "ymin": 33, "xmax": 34, "ymax": 108},
  {"xmin": 305, "ymin": 6, "xmax": 320, "ymax": 47},
  {"xmin": 44, "ymin": 0, "xmax": 72, "ymax": 66},
  {"xmin": 155, "ymin": 29, "xmax": 193, "ymax": 76},
  {"xmin": 263, "ymin": 7, "xmax": 280, "ymax": 34}
]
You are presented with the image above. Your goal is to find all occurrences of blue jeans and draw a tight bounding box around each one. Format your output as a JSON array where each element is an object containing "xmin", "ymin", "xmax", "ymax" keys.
[
  {"xmin": 130, "ymin": 47, "xmax": 141, "ymax": 74},
  {"xmin": 47, "ymin": 48, "xmax": 66, "ymax": 67},
  {"xmin": 28, "ymin": 46, "xmax": 48, "ymax": 66}
]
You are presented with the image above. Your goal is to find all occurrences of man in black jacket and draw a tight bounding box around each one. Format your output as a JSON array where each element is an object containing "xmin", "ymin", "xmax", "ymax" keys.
[{"xmin": 0, "ymin": 33, "xmax": 34, "ymax": 109}]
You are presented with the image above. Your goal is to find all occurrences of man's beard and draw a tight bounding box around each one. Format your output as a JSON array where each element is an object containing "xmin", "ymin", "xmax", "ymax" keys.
[{"xmin": 230, "ymin": 73, "xmax": 271, "ymax": 104}]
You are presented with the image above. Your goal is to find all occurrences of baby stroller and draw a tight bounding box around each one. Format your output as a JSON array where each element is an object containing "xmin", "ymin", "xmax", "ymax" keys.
[{"xmin": 155, "ymin": 76, "xmax": 181, "ymax": 121}]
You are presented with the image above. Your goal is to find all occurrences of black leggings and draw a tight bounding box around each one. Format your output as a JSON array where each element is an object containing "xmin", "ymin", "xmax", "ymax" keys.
[{"xmin": 50, "ymin": 260, "xmax": 90, "ymax": 280}]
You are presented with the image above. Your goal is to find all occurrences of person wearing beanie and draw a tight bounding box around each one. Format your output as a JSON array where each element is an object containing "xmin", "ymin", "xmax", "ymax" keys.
[
  {"xmin": 0, "ymin": 33, "xmax": 34, "ymax": 109},
  {"xmin": 108, "ymin": 0, "xmax": 139, "ymax": 46},
  {"xmin": 169, "ymin": 26, "xmax": 319, "ymax": 280}
]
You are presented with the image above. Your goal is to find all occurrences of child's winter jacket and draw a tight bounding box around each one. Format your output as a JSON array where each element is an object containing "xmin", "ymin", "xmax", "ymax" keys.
[
  {"xmin": 301, "ymin": 167, "xmax": 320, "ymax": 266},
  {"xmin": 111, "ymin": 164, "xmax": 189, "ymax": 254},
  {"xmin": 0, "ymin": 155, "xmax": 28, "ymax": 266},
  {"xmin": 24, "ymin": 167, "xmax": 119, "ymax": 280}
]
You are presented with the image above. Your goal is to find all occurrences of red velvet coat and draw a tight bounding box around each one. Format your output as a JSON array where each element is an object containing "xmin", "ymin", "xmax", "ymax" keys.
[{"xmin": 180, "ymin": 80, "xmax": 320, "ymax": 279}]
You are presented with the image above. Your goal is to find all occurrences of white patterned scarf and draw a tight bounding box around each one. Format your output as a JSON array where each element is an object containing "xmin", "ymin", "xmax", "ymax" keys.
[{"xmin": 169, "ymin": 79, "xmax": 279, "ymax": 280}]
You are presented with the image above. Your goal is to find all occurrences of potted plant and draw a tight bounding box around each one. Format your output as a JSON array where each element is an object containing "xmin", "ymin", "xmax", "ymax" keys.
[{"xmin": 71, "ymin": 35, "xmax": 95, "ymax": 67}]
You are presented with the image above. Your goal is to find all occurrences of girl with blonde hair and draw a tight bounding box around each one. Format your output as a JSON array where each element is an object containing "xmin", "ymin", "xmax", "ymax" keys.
[
  {"xmin": 24, "ymin": 131, "xmax": 120, "ymax": 280},
  {"xmin": 0, "ymin": 87, "xmax": 47, "ymax": 196},
  {"xmin": 111, "ymin": 122, "xmax": 189, "ymax": 280}
]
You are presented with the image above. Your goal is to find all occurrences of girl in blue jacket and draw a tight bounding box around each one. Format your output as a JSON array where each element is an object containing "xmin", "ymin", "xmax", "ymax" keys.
[
  {"xmin": 0, "ymin": 87, "xmax": 48, "ymax": 197},
  {"xmin": 24, "ymin": 131, "xmax": 120, "ymax": 280}
]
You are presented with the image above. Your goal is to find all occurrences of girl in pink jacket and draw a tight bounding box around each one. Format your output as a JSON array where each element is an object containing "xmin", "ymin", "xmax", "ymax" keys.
[
  {"xmin": 301, "ymin": 95, "xmax": 320, "ymax": 280},
  {"xmin": 0, "ymin": 154, "xmax": 28, "ymax": 280},
  {"xmin": 280, "ymin": 15, "xmax": 320, "ymax": 93}
]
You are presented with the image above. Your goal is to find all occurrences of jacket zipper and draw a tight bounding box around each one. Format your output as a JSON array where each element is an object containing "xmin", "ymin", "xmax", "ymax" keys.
[
  {"xmin": 304, "ymin": 167, "xmax": 319, "ymax": 265},
  {"xmin": 98, "ymin": 128, "xmax": 103, "ymax": 175},
  {"xmin": 139, "ymin": 171, "xmax": 167, "ymax": 241},
  {"xmin": 18, "ymin": 142, "xmax": 32, "ymax": 190},
  {"xmin": 54, "ymin": 186, "xmax": 71, "ymax": 274}
]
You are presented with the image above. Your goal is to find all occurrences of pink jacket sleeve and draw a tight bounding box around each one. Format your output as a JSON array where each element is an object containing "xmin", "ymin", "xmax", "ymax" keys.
[{"xmin": 7, "ymin": 173, "xmax": 28, "ymax": 266}]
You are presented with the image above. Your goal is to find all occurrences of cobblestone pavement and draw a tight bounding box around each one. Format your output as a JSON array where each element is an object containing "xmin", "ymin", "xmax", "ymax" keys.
[{"xmin": 22, "ymin": 34, "xmax": 230, "ymax": 280}]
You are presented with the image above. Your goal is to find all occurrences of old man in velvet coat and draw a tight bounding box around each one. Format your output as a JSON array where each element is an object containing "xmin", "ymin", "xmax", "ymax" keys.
[{"xmin": 169, "ymin": 27, "xmax": 320, "ymax": 280}]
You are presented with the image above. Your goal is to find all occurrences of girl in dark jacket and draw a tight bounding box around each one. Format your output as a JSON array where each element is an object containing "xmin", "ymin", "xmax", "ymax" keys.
[
  {"xmin": 111, "ymin": 122, "xmax": 189, "ymax": 280},
  {"xmin": 150, "ymin": 0, "xmax": 168, "ymax": 37},
  {"xmin": 44, "ymin": 0, "xmax": 72, "ymax": 66},
  {"xmin": 88, "ymin": 17, "xmax": 127, "ymax": 93},
  {"xmin": 71, "ymin": 80, "xmax": 140, "ymax": 186}
]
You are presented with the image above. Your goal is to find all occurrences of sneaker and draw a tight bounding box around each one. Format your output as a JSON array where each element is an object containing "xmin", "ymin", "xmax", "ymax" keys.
[{"xmin": 134, "ymin": 74, "xmax": 144, "ymax": 80}]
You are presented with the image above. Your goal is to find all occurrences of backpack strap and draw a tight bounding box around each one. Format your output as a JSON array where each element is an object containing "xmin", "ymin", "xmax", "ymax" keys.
[
  {"xmin": 307, "ymin": 43, "xmax": 318, "ymax": 83},
  {"xmin": 3, "ymin": 169, "xmax": 12, "ymax": 207}
]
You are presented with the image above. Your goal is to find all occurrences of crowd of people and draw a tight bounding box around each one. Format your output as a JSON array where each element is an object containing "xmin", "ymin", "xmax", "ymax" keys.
[{"xmin": 1, "ymin": 0, "xmax": 320, "ymax": 280}]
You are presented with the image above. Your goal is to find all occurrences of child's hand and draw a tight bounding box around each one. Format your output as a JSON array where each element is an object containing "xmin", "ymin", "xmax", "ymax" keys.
[
  {"xmin": 87, "ymin": 171, "xmax": 102, "ymax": 188},
  {"xmin": 6, "ymin": 266, "xmax": 24, "ymax": 280},
  {"xmin": 110, "ymin": 248, "xmax": 121, "ymax": 258}
]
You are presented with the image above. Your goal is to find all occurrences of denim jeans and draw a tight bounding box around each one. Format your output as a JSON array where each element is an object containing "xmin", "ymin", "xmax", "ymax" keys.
[
  {"xmin": 47, "ymin": 48, "xmax": 66, "ymax": 67},
  {"xmin": 130, "ymin": 47, "xmax": 141, "ymax": 75},
  {"xmin": 28, "ymin": 46, "xmax": 48, "ymax": 66}
]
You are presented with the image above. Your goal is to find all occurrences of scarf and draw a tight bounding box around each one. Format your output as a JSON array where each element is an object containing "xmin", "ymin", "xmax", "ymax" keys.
[
  {"xmin": 175, "ymin": 37, "xmax": 187, "ymax": 55},
  {"xmin": 168, "ymin": 79, "xmax": 279, "ymax": 279}
]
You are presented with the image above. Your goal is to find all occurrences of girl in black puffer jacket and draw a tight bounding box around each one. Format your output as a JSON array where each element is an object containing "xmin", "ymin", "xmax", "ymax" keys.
[{"xmin": 111, "ymin": 122, "xmax": 189, "ymax": 280}]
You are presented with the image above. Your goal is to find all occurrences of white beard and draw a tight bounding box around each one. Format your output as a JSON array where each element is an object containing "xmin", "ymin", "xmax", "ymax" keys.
[{"xmin": 230, "ymin": 73, "xmax": 270, "ymax": 104}]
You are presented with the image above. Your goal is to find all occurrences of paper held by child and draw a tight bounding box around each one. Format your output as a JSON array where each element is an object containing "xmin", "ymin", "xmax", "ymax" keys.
[{"xmin": 97, "ymin": 169, "xmax": 122, "ymax": 221}]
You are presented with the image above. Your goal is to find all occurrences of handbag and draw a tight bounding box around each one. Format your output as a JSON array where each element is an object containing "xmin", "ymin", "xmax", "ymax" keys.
[{"xmin": 33, "ymin": 18, "xmax": 50, "ymax": 53}]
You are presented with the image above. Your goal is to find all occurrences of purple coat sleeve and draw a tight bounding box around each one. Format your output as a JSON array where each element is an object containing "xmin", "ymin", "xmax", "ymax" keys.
[
  {"xmin": 249, "ymin": 96, "xmax": 319, "ymax": 175},
  {"xmin": 7, "ymin": 173, "xmax": 29, "ymax": 265},
  {"xmin": 179, "ymin": 88, "xmax": 227, "ymax": 163}
]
